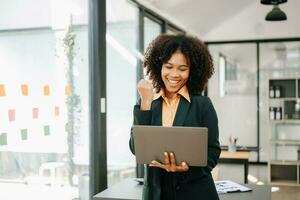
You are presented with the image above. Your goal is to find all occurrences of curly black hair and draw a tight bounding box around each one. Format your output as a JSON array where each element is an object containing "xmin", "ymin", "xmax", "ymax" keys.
[{"xmin": 144, "ymin": 33, "xmax": 214, "ymax": 95}]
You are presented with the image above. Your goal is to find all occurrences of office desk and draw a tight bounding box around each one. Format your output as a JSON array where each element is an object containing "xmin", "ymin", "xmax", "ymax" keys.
[
  {"xmin": 94, "ymin": 178, "xmax": 271, "ymax": 200},
  {"xmin": 219, "ymin": 150, "xmax": 250, "ymax": 183}
]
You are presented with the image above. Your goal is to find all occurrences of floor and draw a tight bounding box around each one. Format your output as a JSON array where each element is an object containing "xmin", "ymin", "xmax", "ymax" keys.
[
  {"xmin": 218, "ymin": 163, "xmax": 300, "ymax": 200},
  {"xmin": 1, "ymin": 164, "xmax": 299, "ymax": 200},
  {"xmin": 0, "ymin": 182, "xmax": 78, "ymax": 200}
]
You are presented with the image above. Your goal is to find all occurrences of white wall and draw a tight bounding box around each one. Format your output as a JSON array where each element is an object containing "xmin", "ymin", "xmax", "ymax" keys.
[
  {"xmin": 203, "ymin": 0, "xmax": 300, "ymax": 41},
  {"xmin": 0, "ymin": 0, "xmax": 87, "ymax": 30}
]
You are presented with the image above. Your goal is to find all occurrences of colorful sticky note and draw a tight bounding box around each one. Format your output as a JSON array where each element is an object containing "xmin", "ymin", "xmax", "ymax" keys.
[
  {"xmin": 65, "ymin": 85, "xmax": 71, "ymax": 96},
  {"xmin": 21, "ymin": 129, "xmax": 28, "ymax": 140},
  {"xmin": 32, "ymin": 108, "xmax": 39, "ymax": 119},
  {"xmin": 8, "ymin": 109, "xmax": 15, "ymax": 121},
  {"xmin": 0, "ymin": 133, "xmax": 7, "ymax": 145},
  {"xmin": 0, "ymin": 84, "xmax": 6, "ymax": 96},
  {"xmin": 55, "ymin": 106, "xmax": 60, "ymax": 116},
  {"xmin": 44, "ymin": 125, "xmax": 50, "ymax": 136},
  {"xmin": 44, "ymin": 85, "xmax": 50, "ymax": 96},
  {"xmin": 21, "ymin": 84, "xmax": 29, "ymax": 96}
]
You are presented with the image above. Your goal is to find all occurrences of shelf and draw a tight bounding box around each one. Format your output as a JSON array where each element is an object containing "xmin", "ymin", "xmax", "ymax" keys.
[
  {"xmin": 270, "ymin": 120, "xmax": 300, "ymax": 124},
  {"xmin": 269, "ymin": 97, "xmax": 298, "ymax": 101},
  {"xmin": 270, "ymin": 160, "xmax": 300, "ymax": 165},
  {"xmin": 298, "ymin": 79, "xmax": 300, "ymax": 98},
  {"xmin": 270, "ymin": 180, "xmax": 299, "ymax": 186},
  {"xmin": 267, "ymin": 76, "xmax": 300, "ymax": 80},
  {"xmin": 268, "ymin": 78, "xmax": 300, "ymax": 186},
  {"xmin": 269, "ymin": 79, "xmax": 296, "ymax": 98},
  {"xmin": 270, "ymin": 164, "xmax": 298, "ymax": 185},
  {"xmin": 270, "ymin": 139, "xmax": 300, "ymax": 145}
]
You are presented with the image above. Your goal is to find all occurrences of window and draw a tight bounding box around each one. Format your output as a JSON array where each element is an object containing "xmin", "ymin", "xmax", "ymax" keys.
[
  {"xmin": 0, "ymin": 1, "xmax": 90, "ymax": 199},
  {"xmin": 106, "ymin": 0, "xmax": 139, "ymax": 186}
]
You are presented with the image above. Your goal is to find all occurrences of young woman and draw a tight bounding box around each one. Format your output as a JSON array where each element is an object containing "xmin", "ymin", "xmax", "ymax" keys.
[{"xmin": 130, "ymin": 33, "xmax": 220, "ymax": 200}]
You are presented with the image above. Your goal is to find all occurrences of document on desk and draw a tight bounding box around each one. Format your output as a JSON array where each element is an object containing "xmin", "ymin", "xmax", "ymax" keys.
[{"xmin": 215, "ymin": 180, "xmax": 252, "ymax": 194}]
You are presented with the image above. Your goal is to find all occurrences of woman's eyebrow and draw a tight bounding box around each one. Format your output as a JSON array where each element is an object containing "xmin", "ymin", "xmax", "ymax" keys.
[{"xmin": 166, "ymin": 62, "xmax": 188, "ymax": 67}]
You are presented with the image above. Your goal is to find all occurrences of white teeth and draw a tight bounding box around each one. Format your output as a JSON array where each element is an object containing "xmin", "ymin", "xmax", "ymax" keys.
[{"xmin": 168, "ymin": 80, "xmax": 179, "ymax": 84}]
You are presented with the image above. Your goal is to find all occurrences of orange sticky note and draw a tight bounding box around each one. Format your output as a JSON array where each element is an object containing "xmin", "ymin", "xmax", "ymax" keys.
[
  {"xmin": 32, "ymin": 108, "xmax": 39, "ymax": 119},
  {"xmin": 21, "ymin": 84, "xmax": 28, "ymax": 96},
  {"xmin": 54, "ymin": 106, "xmax": 60, "ymax": 116},
  {"xmin": 44, "ymin": 85, "xmax": 50, "ymax": 96},
  {"xmin": 65, "ymin": 85, "xmax": 71, "ymax": 96},
  {"xmin": 8, "ymin": 109, "xmax": 15, "ymax": 121},
  {"xmin": 0, "ymin": 84, "xmax": 6, "ymax": 96}
]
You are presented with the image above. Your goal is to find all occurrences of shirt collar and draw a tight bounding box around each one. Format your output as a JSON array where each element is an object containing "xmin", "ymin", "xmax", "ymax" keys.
[{"xmin": 153, "ymin": 85, "xmax": 191, "ymax": 103}]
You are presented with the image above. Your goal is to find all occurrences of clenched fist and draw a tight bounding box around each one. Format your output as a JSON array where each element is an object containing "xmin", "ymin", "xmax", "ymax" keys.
[{"xmin": 137, "ymin": 79, "xmax": 154, "ymax": 110}]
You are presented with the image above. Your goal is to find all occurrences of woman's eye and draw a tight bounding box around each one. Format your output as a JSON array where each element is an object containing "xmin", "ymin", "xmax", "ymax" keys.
[{"xmin": 179, "ymin": 67, "xmax": 188, "ymax": 71}]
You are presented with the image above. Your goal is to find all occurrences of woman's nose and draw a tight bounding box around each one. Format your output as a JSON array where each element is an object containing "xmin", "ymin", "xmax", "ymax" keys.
[{"xmin": 170, "ymin": 69, "xmax": 179, "ymax": 77}]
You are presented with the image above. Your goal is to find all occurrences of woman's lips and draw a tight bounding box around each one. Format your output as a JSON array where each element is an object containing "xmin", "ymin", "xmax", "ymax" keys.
[{"xmin": 167, "ymin": 79, "xmax": 180, "ymax": 87}]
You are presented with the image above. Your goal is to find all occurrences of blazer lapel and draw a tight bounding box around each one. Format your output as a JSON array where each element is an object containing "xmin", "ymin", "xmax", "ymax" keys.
[
  {"xmin": 173, "ymin": 96, "xmax": 190, "ymax": 126},
  {"xmin": 151, "ymin": 98, "xmax": 162, "ymax": 126}
]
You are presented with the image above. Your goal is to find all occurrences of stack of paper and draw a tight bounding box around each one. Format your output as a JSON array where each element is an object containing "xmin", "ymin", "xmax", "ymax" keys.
[{"xmin": 215, "ymin": 180, "xmax": 252, "ymax": 194}]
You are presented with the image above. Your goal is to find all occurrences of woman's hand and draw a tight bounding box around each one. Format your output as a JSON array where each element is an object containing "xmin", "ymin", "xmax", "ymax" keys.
[
  {"xmin": 149, "ymin": 152, "xmax": 189, "ymax": 172},
  {"xmin": 137, "ymin": 79, "xmax": 154, "ymax": 110}
]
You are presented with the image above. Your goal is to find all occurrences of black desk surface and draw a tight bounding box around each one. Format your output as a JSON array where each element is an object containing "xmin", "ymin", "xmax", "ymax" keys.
[{"xmin": 94, "ymin": 178, "xmax": 271, "ymax": 200}]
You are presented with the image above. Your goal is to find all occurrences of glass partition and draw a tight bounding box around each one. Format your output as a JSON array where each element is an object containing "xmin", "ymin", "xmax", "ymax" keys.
[
  {"xmin": 144, "ymin": 16, "xmax": 162, "ymax": 52},
  {"xmin": 106, "ymin": 0, "xmax": 138, "ymax": 186},
  {"xmin": 259, "ymin": 42, "xmax": 300, "ymax": 162},
  {"xmin": 0, "ymin": 0, "xmax": 90, "ymax": 199},
  {"xmin": 208, "ymin": 43, "xmax": 258, "ymax": 161}
]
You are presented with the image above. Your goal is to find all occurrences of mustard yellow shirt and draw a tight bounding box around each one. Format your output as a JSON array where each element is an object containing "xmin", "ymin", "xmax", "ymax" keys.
[{"xmin": 153, "ymin": 85, "xmax": 191, "ymax": 127}]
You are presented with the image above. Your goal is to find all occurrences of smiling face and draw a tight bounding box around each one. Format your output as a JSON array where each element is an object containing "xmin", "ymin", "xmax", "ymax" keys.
[{"xmin": 161, "ymin": 50, "xmax": 190, "ymax": 98}]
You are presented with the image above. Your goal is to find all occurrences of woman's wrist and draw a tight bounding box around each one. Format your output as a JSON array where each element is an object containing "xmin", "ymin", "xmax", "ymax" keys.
[{"xmin": 140, "ymin": 100, "xmax": 152, "ymax": 110}]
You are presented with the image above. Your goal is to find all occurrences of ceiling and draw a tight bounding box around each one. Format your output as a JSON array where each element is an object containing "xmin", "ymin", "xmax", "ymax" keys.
[
  {"xmin": 140, "ymin": 0, "xmax": 254, "ymax": 36},
  {"xmin": 136, "ymin": 0, "xmax": 300, "ymax": 40}
]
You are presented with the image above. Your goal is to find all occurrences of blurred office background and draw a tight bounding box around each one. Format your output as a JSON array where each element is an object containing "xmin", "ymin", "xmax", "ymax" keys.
[{"xmin": 0, "ymin": 0, "xmax": 300, "ymax": 199}]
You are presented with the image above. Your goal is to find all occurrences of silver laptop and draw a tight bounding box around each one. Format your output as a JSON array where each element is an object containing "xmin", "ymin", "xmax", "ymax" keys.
[{"xmin": 133, "ymin": 125, "xmax": 208, "ymax": 167}]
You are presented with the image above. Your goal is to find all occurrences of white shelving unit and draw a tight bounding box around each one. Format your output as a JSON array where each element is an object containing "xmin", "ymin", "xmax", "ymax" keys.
[{"xmin": 268, "ymin": 78, "xmax": 300, "ymax": 186}]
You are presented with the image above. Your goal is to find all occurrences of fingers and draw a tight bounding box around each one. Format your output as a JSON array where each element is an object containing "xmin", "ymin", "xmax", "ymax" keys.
[
  {"xmin": 176, "ymin": 162, "xmax": 189, "ymax": 172},
  {"xmin": 149, "ymin": 160, "xmax": 161, "ymax": 166},
  {"xmin": 137, "ymin": 79, "xmax": 154, "ymax": 110},
  {"xmin": 169, "ymin": 152, "xmax": 176, "ymax": 172},
  {"xmin": 149, "ymin": 153, "xmax": 189, "ymax": 173},
  {"xmin": 170, "ymin": 152, "xmax": 176, "ymax": 165},
  {"xmin": 164, "ymin": 152, "xmax": 170, "ymax": 166},
  {"xmin": 149, "ymin": 160, "xmax": 168, "ymax": 171},
  {"xmin": 137, "ymin": 79, "xmax": 153, "ymax": 91}
]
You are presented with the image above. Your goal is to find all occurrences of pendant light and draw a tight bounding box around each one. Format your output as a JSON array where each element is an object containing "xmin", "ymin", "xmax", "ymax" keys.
[{"xmin": 261, "ymin": 0, "xmax": 288, "ymax": 21}]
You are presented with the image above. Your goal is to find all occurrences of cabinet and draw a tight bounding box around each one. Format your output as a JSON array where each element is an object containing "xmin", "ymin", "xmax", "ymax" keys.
[{"xmin": 268, "ymin": 78, "xmax": 300, "ymax": 186}]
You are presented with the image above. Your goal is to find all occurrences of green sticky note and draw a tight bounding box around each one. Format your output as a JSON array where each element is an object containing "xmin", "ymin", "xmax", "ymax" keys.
[
  {"xmin": 0, "ymin": 133, "xmax": 7, "ymax": 145},
  {"xmin": 21, "ymin": 129, "xmax": 28, "ymax": 140},
  {"xmin": 44, "ymin": 125, "xmax": 50, "ymax": 136}
]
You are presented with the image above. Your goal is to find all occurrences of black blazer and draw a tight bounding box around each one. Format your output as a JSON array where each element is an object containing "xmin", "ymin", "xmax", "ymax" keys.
[{"xmin": 130, "ymin": 95, "xmax": 221, "ymax": 200}]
